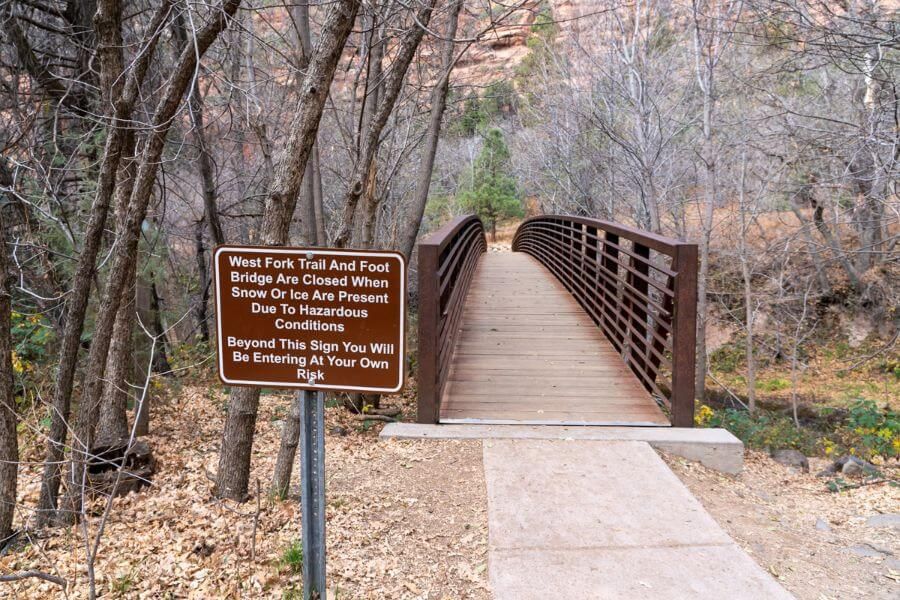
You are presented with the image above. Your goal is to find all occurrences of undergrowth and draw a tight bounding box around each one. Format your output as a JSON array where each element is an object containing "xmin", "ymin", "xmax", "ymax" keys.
[
  {"xmin": 279, "ymin": 540, "xmax": 304, "ymax": 575},
  {"xmin": 696, "ymin": 399, "xmax": 900, "ymax": 461}
]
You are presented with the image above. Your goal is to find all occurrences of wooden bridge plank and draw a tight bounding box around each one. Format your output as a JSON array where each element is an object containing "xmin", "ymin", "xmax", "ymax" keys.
[{"xmin": 439, "ymin": 252, "xmax": 669, "ymax": 426}]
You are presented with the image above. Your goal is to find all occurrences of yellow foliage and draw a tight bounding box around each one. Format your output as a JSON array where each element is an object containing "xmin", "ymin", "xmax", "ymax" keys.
[
  {"xmin": 11, "ymin": 351, "xmax": 27, "ymax": 374},
  {"xmin": 694, "ymin": 404, "xmax": 714, "ymax": 426}
]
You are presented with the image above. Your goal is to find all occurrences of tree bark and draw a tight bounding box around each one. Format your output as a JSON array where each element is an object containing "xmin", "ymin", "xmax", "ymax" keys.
[
  {"xmin": 149, "ymin": 279, "xmax": 172, "ymax": 376},
  {"xmin": 95, "ymin": 259, "xmax": 136, "ymax": 446},
  {"xmin": 811, "ymin": 201, "xmax": 863, "ymax": 291},
  {"xmin": 36, "ymin": 0, "xmax": 173, "ymax": 525},
  {"xmin": 215, "ymin": 0, "xmax": 361, "ymax": 502},
  {"xmin": 58, "ymin": 0, "xmax": 242, "ymax": 523},
  {"xmin": 737, "ymin": 157, "xmax": 756, "ymax": 413},
  {"xmin": 333, "ymin": 0, "xmax": 437, "ymax": 248},
  {"xmin": 398, "ymin": 0, "xmax": 462, "ymax": 260},
  {"xmin": 271, "ymin": 391, "xmax": 303, "ymax": 499},
  {"xmin": 188, "ymin": 81, "xmax": 225, "ymax": 247},
  {"xmin": 291, "ymin": 0, "xmax": 321, "ymax": 246},
  {"xmin": 352, "ymin": 9, "xmax": 385, "ymax": 247},
  {"xmin": 0, "ymin": 208, "xmax": 18, "ymax": 543},
  {"xmin": 789, "ymin": 202, "xmax": 831, "ymax": 294},
  {"xmin": 312, "ymin": 145, "xmax": 327, "ymax": 244},
  {"xmin": 194, "ymin": 219, "xmax": 211, "ymax": 343},
  {"xmin": 96, "ymin": 123, "xmax": 141, "ymax": 449}
]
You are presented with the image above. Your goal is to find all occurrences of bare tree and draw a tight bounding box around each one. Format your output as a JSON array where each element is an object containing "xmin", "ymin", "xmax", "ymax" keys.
[
  {"xmin": 215, "ymin": 0, "xmax": 361, "ymax": 502},
  {"xmin": 333, "ymin": 0, "xmax": 438, "ymax": 249},
  {"xmin": 35, "ymin": 0, "xmax": 175, "ymax": 524},
  {"xmin": 690, "ymin": 0, "xmax": 742, "ymax": 403},
  {"xmin": 59, "ymin": 0, "xmax": 244, "ymax": 523},
  {"xmin": 398, "ymin": 0, "xmax": 464, "ymax": 260},
  {"xmin": 0, "ymin": 205, "xmax": 17, "ymax": 543}
]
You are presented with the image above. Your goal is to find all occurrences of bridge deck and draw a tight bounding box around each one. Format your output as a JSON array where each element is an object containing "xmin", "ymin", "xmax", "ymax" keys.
[{"xmin": 440, "ymin": 252, "xmax": 669, "ymax": 426}]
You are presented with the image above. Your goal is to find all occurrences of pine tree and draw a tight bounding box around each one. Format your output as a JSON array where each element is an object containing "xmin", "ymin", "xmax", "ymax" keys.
[{"xmin": 459, "ymin": 128, "xmax": 523, "ymax": 240}]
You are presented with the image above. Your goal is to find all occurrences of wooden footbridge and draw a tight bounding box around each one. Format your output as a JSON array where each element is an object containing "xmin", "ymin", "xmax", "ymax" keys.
[{"xmin": 416, "ymin": 215, "xmax": 698, "ymax": 428}]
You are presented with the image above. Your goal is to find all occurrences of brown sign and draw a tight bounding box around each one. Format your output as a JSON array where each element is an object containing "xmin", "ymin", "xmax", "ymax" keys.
[{"xmin": 213, "ymin": 246, "xmax": 406, "ymax": 393}]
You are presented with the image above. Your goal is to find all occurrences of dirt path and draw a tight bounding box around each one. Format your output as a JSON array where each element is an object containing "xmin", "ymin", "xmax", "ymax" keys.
[{"xmin": 666, "ymin": 451, "xmax": 900, "ymax": 600}]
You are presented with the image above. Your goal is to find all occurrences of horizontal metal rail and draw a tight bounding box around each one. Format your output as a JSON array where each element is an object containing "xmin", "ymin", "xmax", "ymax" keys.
[
  {"xmin": 513, "ymin": 215, "xmax": 698, "ymax": 427},
  {"xmin": 417, "ymin": 215, "xmax": 487, "ymax": 423}
]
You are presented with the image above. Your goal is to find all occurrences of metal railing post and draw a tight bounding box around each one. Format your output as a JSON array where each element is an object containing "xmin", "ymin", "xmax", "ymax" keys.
[
  {"xmin": 671, "ymin": 243, "xmax": 698, "ymax": 427},
  {"xmin": 628, "ymin": 243, "xmax": 650, "ymax": 376},
  {"xmin": 417, "ymin": 243, "xmax": 440, "ymax": 423}
]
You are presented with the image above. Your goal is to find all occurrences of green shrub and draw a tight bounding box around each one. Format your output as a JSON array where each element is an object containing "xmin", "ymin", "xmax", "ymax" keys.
[
  {"xmin": 710, "ymin": 344, "xmax": 743, "ymax": 373},
  {"xmin": 877, "ymin": 357, "xmax": 900, "ymax": 379},
  {"xmin": 280, "ymin": 540, "xmax": 303, "ymax": 575},
  {"xmin": 697, "ymin": 399, "xmax": 900, "ymax": 460},
  {"xmin": 455, "ymin": 95, "xmax": 487, "ymax": 137},
  {"xmin": 757, "ymin": 377, "xmax": 791, "ymax": 392},
  {"xmin": 705, "ymin": 407, "xmax": 817, "ymax": 454},
  {"xmin": 482, "ymin": 81, "xmax": 518, "ymax": 116},
  {"xmin": 458, "ymin": 129, "xmax": 523, "ymax": 238},
  {"xmin": 838, "ymin": 399, "xmax": 899, "ymax": 460}
]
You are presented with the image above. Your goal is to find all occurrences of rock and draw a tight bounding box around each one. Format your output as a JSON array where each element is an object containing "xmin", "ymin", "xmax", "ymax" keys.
[
  {"xmin": 329, "ymin": 425, "xmax": 348, "ymax": 437},
  {"xmin": 815, "ymin": 518, "xmax": 831, "ymax": 532},
  {"xmin": 754, "ymin": 488, "xmax": 773, "ymax": 502},
  {"xmin": 838, "ymin": 456, "xmax": 878, "ymax": 477},
  {"xmin": 192, "ymin": 539, "xmax": 216, "ymax": 557},
  {"xmin": 88, "ymin": 467, "xmax": 152, "ymax": 497},
  {"xmin": 848, "ymin": 544, "xmax": 892, "ymax": 558},
  {"xmin": 87, "ymin": 438, "xmax": 155, "ymax": 497},
  {"xmin": 866, "ymin": 514, "xmax": 900, "ymax": 529},
  {"xmin": 771, "ymin": 448, "xmax": 809, "ymax": 472},
  {"xmin": 129, "ymin": 440, "xmax": 153, "ymax": 468}
]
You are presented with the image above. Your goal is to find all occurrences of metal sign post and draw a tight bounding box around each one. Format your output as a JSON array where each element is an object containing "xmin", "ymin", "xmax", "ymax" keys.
[{"xmin": 299, "ymin": 389, "xmax": 326, "ymax": 600}]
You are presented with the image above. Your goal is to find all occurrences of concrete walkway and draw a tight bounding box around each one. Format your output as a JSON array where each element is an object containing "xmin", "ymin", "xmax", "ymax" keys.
[{"xmin": 481, "ymin": 439, "xmax": 793, "ymax": 599}]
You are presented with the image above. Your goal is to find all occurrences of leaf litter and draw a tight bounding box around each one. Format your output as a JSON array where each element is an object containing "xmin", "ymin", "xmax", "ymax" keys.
[{"xmin": 1, "ymin": 386, "xmax": 490, "ymax": 598}]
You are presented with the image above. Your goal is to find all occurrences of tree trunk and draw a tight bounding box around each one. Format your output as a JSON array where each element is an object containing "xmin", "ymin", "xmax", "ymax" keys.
[
  {"xmin": 741, "ymin": 256, "xmax": 756, "ymax": 413},
  {"xmin": 291, "ymin": 0, "xmax": 320, "ymax": 247},
  {"xmin": 737, "ymin": 157, "xmax": 756, "ymax": 413},
  {"xmin": 398, "ymin": 0, "xmax": 462, "ymax": 260},
  {"xmin": 352, "ymin": 9, "xmax": 385, "ymax": 247},
  {"xmin": 95, "ymin": 258, "xmax": 136, "ymax": 446},
  {"xmin": 789, "ymin": 202, "xmax": 831, "ymax": 294},
  {"xmin": 301, "ymin": 157, "xmax": 319, "ymax": 245},
  {"xmin": 149, "ymin": 279, "xmax": 173, "ymax": 376},
  {"xmin": 357, "ymin": 161, "xmax": 380, "ymax": 248},
  {"xmin": 58, "ymin": 0, "xmax": 243, "ymax": 523},
  {"xmin": 194, "ymin": 219, "xmax": 211, "ymax": 342},
  {"xmin": 812, "ymin": 201, "xmax": 862, "ymax": 291},
  {"xmin": 35, "ymin": 0, "xmax": 173, "ymax": 525},
  {"xmin": 271, "ymin": 391, "xmax": 303, "ymax": 499},
  {"xmin": 96, "ymin": 124, "xmax": 141, "ymax": 449},
  {"xmin": 312, "ymin": 145, "xmax": 327, "ymax": 244},
  {"xmin": 695, "ymin": 192, "xmax": 713, "ymax": 403},
  {"xmin": 188, "ymin": 80, "xmax": 225, "ymax": 247},
  {"xmin": 215, "ymin": 0, "xmax": 361, "ymax": 502},
  {"xmin": 0, "ymin": 208, "xmax": 19, "ymax": 542},
  {"xmin": 333, "ymin": 0, "xmax": 437, "ymax": 248}
]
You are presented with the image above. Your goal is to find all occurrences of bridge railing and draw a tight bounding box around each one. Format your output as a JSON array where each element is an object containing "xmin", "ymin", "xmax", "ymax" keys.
[
  {"xmin": 513, "ymin": 215, "xmax": 698, "ymax": 427},
  {"xmin": 417, "ymin": 215, "xmax": 487, "ymax": 423}
]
